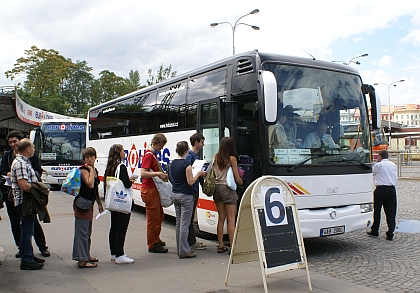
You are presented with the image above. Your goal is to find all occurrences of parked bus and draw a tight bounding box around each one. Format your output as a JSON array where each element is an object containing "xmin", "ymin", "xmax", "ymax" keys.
[
  {"xmin": 371, "ymin": 127, "xmax": 388, "ymax": 161},
  {"xmin": 87, "ymin": 51, "xmax": 381, "ymax": 238},
  {"xmin": 30, "ymin": 118, "xmax": 88, "ymax": 187}
]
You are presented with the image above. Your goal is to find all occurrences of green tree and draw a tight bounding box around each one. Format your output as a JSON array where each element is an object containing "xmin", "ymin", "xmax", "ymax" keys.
[
  {"xmin": 5, "ymin": 45, "xmax": 75, "ymax": 113},
  {"xmin": 62, "ymin": 60, "xmax": 95, "ymax": 115},
  {"xmin": 90, "ymin": 70, "xmax": 129, "ymax": 105},
  {"xmin": 126, "ymin": 69, "xmax": 141, "ymax": 92},
  {"xmin": 146, "ymin": 64, "xmax": 177, "ymax": 86}
]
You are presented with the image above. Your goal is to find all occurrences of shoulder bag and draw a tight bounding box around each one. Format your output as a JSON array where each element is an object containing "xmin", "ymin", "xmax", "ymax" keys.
[
  {"xmin": 75, "ymin": 195, "xmax": 94, "ymax": 213},
  {"xmin": 226, "ymin": 167, "xmax": 237, "ymax": 191},
  {"xmin": 104, "ymin": 164, "xmax": 133, "ymax": 214},
  {"xmin": 146, "ymin": 153, "xmax": 173, "ymax": 208}
]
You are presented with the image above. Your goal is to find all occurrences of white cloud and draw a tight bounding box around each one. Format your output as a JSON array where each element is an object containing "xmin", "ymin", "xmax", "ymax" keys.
[
  {"xmin": 1, "ymin": 0, "xmax": 420, "ymax": 105},
  {"xmin": 379, "ymin": 55, "xmax": 394, "ymax": 68},
  {"xmin": 401, "ymin": 30, "xmax": 420, "ymax": 46}
]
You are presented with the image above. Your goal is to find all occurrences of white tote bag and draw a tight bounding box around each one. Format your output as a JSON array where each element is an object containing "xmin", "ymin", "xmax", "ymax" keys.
[
  {"xmin": 226, "ymin": 167, "xmax": 237, "ymax": 191},
  {"xmin": 145, "ymin": 152, "xmax": 173, "ymax": 208},
  {"xmin": 151, "ymin": 171, "xmax": 173, "ymax": 208},
  {"xmin": 105, "ymin": 164, "xmax": 133, "ymax": 214}
]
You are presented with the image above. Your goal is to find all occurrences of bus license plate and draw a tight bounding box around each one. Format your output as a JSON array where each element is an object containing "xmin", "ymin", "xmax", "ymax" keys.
[{"xmin": 320, "ymin": 226, "xmax": 345, "ymax": 236}]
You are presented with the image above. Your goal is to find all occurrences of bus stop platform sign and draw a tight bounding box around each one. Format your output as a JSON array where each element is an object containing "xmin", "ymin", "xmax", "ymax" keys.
[{"xmin": 225, "ymin": 176, "xmax": 312, "ymax": 293}]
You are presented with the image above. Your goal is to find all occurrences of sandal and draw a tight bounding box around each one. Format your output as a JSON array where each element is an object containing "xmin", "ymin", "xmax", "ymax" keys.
[
  {"xmin": 88, "ymin": 257, "xmax": 99, "ymax": 262},
  {"xmin": 78, "ymin": 261, "xmax": 97, "ymax": 268},
  {"xmin": 217, "ymin": 246, "xmax": 228, "ymax": 253}
]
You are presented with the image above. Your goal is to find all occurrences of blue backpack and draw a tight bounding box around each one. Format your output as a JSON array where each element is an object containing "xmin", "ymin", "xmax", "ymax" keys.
[{"xmin": 61, "ymin": 167, "xmax": 82, "ymax": 196}]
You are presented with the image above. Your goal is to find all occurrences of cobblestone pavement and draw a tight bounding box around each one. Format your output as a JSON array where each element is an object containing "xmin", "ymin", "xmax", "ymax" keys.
[{"xmin": 303, "ymin": 179, "xmax": 420, "ymax": 293}]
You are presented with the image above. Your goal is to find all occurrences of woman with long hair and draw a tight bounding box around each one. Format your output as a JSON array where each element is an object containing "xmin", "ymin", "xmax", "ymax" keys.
[
  {"xmin": 104, "ymin": 144, "xmax": 136, "ymax": 264},
  {"xmin": 169, "ymin": 141, "xmax": 204, "ymax": 259},
  {"xmin": 213, "ymin": 137, "xmax": 243, "ymax": 253}
]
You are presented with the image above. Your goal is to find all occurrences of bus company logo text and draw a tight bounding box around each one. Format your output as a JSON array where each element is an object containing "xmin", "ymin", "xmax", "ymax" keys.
[
  {"xmin": 124, "ymin": 143, "xmax": 170, "ymax": 174},
  {"xmin": 160, "ymin": 122, "xmax": 178, "ymax": 129},
  {"xmin": 327, "ymin": 187, "xmax": 338, "ymax": 194},
  {"xmin": 51, "ymin": 166, "xmax": 76, "ymax": 171},
  {"xmin": 35, "ymin": 112, "xmax": 54, "ymax": 120},
  {"xmin": 47, "ymin": 124, "xmax": 85, "ymax": 131}
]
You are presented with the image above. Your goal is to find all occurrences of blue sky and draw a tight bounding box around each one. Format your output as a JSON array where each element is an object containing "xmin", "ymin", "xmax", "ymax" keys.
[{"xmin": 1, "ymin": 0, "xmax": 419, "ymax": 106}]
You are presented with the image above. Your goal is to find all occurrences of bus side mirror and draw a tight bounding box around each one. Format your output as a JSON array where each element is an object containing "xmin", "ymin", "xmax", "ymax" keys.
[{"xmin": 259, "ymin": 70, "xmax": 277, "ymax": 124}]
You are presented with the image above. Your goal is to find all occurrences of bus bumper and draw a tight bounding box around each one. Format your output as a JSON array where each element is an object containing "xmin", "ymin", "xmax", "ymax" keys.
[
  {"xmin": 298, "ymin": 205, "xmax": 373, "ymax": 238},
  {"xmin": 42, "ymin": 174, "xmax": 66, "ymax": 186}
]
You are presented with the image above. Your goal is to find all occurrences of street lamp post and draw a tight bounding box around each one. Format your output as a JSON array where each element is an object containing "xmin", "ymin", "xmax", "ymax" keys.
[
  {"xmin": 210, "ymin": 9, "xmax": 259, "ymax": 55},
  {"xmin": 373, "ymin": 80, "xmax": 405, "ymax": 147},
  {"xmin": 332, "ymin": 53, "xmax": 368, "ymax": 65},
  {"xmin": 347, "ymin": 53, "xmax": 368, "ymax": 65}
]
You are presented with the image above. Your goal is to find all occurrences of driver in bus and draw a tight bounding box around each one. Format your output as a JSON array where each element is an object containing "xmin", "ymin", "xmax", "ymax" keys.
[
  {"xmin": 269, "ymin": 108, "xmax": 299, "ymax": 158},
  {"xmin": 303, "ymin": 120, "xmax": 339, "ymax": 149}
]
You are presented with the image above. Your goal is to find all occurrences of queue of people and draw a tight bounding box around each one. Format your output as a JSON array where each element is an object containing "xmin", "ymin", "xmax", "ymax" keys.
[
  {"xmin": 2, "ymin": 130, "xmax": 244, "ymax": 270},
  {"xmin": 2, "ymin": 127, "xmax": 397, "ymax": 273}
]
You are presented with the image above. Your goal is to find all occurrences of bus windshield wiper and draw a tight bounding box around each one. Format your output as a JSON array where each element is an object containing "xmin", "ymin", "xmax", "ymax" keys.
[
  {"xmin": 287, "ymin": 153, "xmax": 325, "ymax": 172},
  {"xmin": 287, "ymin": 152, "xmax": 342, "ymax": 172},
  {"xmin": 320, "ymin": 157, "xmax": 372, "ymax": 170}
]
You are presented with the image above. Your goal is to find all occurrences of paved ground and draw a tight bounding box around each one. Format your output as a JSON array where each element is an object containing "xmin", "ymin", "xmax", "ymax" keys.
[
  {"xmin": 304, "ymin": 178, "xmax": 420, "ymax": 293},
  {"xmin": 0, "ymin": 177, "xmax": 418, "ymax": 293}
]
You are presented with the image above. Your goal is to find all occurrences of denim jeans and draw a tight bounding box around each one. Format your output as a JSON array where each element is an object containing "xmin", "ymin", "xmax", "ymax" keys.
[
  {"xmin": 187, "ymin": 191, "xmax": 199, "ymax": 246},
  {"xmin": 6, "ymin": 199, "xmax": 47, "ymax": 251},
  {"xmin": 16, "ymin": 205, "xmax": 35, "ymax": 262}
]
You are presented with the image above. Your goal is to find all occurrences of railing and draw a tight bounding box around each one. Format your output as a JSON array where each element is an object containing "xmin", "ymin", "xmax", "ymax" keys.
[{"xmin": 388, "ymin": 151, "xmax": 420, "ymax": 178}]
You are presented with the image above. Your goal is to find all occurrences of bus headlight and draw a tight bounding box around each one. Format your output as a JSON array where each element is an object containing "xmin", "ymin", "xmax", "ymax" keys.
[{"xmin": 360, "ymin": 203, "xmax": 373, "ymax": 213}]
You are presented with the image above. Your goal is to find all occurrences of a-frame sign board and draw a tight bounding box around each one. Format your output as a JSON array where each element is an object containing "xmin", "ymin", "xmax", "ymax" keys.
[{"xmin": 225, "ymin": 176, "xmax": 312, "ymax": 293}]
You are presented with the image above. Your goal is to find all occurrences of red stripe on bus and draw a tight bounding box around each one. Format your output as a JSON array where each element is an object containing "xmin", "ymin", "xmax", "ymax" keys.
[
  {"xmin": 197, "ymin": 197, "xmax": 217, "ymax": 212},
  {"xmin": 286, "ymin": 182, "xmax": 304, "ymax": 195}
]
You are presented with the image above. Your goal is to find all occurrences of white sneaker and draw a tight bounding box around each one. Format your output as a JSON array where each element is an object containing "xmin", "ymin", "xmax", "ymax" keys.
[
  {"xmin": 114, "ymin": 255, "xmax": 134, "ymax": 264},
  {"xmin": 110, "ymin": 255, "xmax": 116, "ymax": 261}
]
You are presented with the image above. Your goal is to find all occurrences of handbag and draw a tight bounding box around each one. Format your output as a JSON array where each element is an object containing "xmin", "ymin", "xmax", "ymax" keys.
[
  {"xmin": 104, "ymin": 164, "xmax": 133, "ymax": 214},
  {"xmin": 202, "ymin": 159, "xmax": 216, "ymax": 197},
  {"xmin": 145, "ymin": 152, "xmax": 173, "ymax": 208},
  {"xmin": 75, "ymin": 196, "xmax": 94, "ymax": 213},
  {"xmin": 226, "ymin": 167, "xmax": 237, "ymax": 191}
]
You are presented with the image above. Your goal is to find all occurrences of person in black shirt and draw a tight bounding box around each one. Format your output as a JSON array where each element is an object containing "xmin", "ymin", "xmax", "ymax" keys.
[
  {"xmin": 104, "ymin": 144, "xmax": 136, "ymax": 264},
  {"xmin": 169, "ymin": 141, "xmax": 204, "ymax": 259}
]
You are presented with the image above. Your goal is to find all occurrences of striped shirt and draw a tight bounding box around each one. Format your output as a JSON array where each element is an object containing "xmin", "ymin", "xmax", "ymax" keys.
[{"xmin": 11, "ymin": 154, "xmax": 38, "ymax": 207}]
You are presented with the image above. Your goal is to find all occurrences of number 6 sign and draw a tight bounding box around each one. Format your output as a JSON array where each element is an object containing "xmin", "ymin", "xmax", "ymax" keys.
[{"xmin": 261, "ymin": 186, "xmax": 288, "ymax": 227}]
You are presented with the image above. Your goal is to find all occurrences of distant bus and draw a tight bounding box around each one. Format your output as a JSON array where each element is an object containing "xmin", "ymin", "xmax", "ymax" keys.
[
  {"xmin": 30, "ymin": 118, "xmax": 87, "ymax": 187},
  {"xmin": 372, "ymin": 127, "xmax": 388, "ymax": 161},
  {"xmin": 86, "ymin": 51, "xmax": 380, "ymax": 238}
]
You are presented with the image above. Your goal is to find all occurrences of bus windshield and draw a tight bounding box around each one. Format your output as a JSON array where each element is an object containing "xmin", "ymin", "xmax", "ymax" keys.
[
  {"xmin": 263, "ymin": 63, "xmax": 371, "ymax": 166},
  {"xmin": 39, "ymin": 122, "xmax": 86, "ymax": 165}
]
